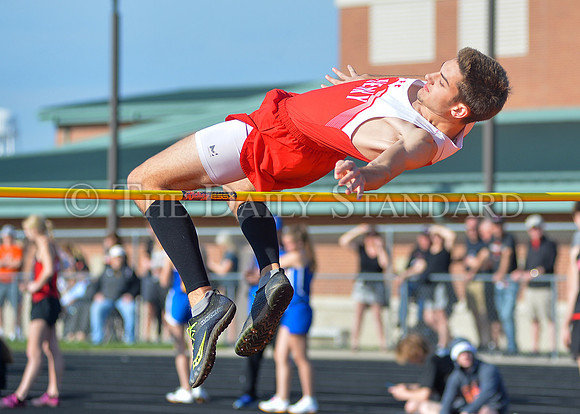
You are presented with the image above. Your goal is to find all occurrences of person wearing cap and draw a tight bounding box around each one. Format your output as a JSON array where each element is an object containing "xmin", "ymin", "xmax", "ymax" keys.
[
  {"xmin": 0, "ymin": 225, "xmax": 23, "ymax": 340},
  {"xmin": 514, "ymin": 214, "xmax": 557, "ymax": 355},
  {"xmin": 440, "ymin": 340, "xmax": 509, "ymax": 414},
  {"xmin": 88, "ymin": 244, "xmax": 140, "ymax": 345}
]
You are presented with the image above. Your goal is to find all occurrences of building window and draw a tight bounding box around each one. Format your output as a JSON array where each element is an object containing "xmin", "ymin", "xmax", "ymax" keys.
[
  {"xmin": 369, "ymin": 0, "xmax": 436, "ymax": 65},
  {"xmin": 458, "ymin": 0, "xmax": 529, "ymax": 57}
]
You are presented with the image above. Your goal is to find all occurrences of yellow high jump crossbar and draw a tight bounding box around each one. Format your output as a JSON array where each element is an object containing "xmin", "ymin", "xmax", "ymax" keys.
[{"xmin": 1, "ymin": 186, "xmax": 580, "ymax": 203}]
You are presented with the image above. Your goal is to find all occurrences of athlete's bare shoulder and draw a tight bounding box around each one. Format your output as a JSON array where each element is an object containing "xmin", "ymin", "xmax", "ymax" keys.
[{"xmin": 352, "ymin": 116, "xmax": 434, "ymax": 161}]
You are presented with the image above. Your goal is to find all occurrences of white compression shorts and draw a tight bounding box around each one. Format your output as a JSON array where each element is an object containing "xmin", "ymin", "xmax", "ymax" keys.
[{"xmin": 194, "ymin": 120, "xmax": 253, "ymax": 185}]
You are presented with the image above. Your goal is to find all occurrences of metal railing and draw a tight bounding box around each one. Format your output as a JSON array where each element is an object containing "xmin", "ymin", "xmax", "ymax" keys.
[{"xmin": 0, "ymin": 270, "xmax": 567, "ymax": 358}]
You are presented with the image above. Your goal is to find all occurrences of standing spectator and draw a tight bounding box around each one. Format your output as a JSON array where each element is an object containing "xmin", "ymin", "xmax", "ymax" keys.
[
  {"xmin": 140, "ymin": 233, "xmax": 168, "ymax": 343},
  {"xmin": 233, "ymin": 216, "xmax": 284, "ymax": 410},
  {"xmin": 461, "ymin": 217, "xmax": 492, "ymax": 350},
  {"xmin": 389, "ymin": 333, "xmax": 455, "ymax": 414},
  {"xmin": 397, "ymin": 229, "xmax": 431, "ymax": 330},
  {"xmin": 339, "ymin": 224, "xmax": 389, "ymax": 351},
  {"xmin": 483, "ymin": 217, "xmax": 519, "ymax": 355},
  {"xmin": 440, "ymin": 340, "xmax": 509, "ymax": 414},
  {"xmin": 207, "ymin": 230, "xmax": 239, "ymax": 345},
  {"xmin": 516, "ymin": 214, "xmax": 557, "ymax": 355},
  {"xmin": 422, "ymin": 225, "xmax": 456, "ymax": 351},
  {"xmin": 88, "ymin": 245, "xmax": 140, "ymax": 345},
  {"xmin": 233, "ymin": 259, "xmax": 263, "ymax": 410},
  {"xmin": 563, "ymin": 202, "xmax": 580, "ymax": 374},
  {"xmin": 0, "ymin": 215, "xmax": 63, "ymax": 408},
  {"xmin": 0, "ymin": 225, "xmax": 23, "ymax": 340},
  {"xmin": 476, "ymin": 220, "xmax": 501, "ymax": 353},
  {"xmin": 160, "ymin": 257, "xmax": 209, "ymax": 404},
  {"xmin": 259, "ymin": 225, "xmax": 318, "ymax": 414}
]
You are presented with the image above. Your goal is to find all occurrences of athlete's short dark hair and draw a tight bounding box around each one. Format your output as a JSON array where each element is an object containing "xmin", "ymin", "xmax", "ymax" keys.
[{"xmin": 455, "ymin": 47, "xmax": 511, "ymax": 123}]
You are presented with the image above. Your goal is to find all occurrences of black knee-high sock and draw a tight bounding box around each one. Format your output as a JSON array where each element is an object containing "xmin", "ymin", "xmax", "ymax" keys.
[
  {"xmin": 145, "ymin": 200, "xmax": 210, "ymax": 294},
  {"xmin": 237, "ymin": 201, "xmax": 279, "ymax": 271}
]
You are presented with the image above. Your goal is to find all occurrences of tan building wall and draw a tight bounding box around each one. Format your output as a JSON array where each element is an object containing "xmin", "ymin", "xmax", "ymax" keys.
[
  {"xmin": 55, "ymin": 123, "xmax": 135, "ymax": 146},
  {"xmin": 339, "ymin": 0, "xmax": 580, "ymax": 110}
]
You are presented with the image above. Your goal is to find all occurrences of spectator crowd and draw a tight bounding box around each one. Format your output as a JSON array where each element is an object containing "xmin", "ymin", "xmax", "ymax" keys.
[{"xmin": 0, "ymin": 207, "xmax": 579, "ymax": 412}]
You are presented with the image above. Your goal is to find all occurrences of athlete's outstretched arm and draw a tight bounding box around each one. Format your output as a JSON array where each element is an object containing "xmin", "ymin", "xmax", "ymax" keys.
[
  {"xmin": 323, "ymin": 65, "xmax": 377, "ymax": 87},
  {"xmin": 334, "ymin": 131, "xmax": 437, "ymax": 198},
  {"xmin": 323, "ymin": 65, "xmax": 425, "ymax": 88}
]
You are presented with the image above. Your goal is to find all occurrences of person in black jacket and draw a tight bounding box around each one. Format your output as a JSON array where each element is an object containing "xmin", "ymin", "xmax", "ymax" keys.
[
  {"xmin": 88, "ymin": 245, "xmax": 140, "ymax": 345},
  {"xmin": 440, "ymin": 340, "xmax": 509, "ymax": 414}
]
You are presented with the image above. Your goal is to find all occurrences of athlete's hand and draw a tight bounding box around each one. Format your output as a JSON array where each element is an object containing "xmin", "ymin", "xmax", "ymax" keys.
[
  {"xmin": 322, "ymin": 65, "xmax": 366, "ymax": 87},
  {"xmin": 334, "ymin": 160, "xmax": 366, "ymax": 199}
]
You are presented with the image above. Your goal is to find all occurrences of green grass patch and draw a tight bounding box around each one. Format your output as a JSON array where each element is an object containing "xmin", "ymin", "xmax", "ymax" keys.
[{"xmin": 4, "ymin": 339, "xmax": 174, "ymax": 353}]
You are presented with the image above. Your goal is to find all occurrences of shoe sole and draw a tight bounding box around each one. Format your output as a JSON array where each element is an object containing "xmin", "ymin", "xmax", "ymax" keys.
[
  {"xmin": 235, "ymin": 280, "xmax": 294, "ymax": 357},
  {"xmin": 189, "ymin": 301, "xmax": 236, "ymax": 388},
  {"xmin": 166, "ymin": 399, "xmax": 194, "ymax": 404}
]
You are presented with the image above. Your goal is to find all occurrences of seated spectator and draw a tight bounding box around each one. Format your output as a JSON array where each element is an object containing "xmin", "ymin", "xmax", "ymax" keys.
[
  {"xmin": 139, "ymin": 233, "xmax": 168, "ymax": 343},
  {"xmin": 60, "ymin": 270, "xmax": 91, "ymax": 342},
  {"xmin": 88, "ymin": 245, "xmax": 140, "ymax": 345},
  {"xmin": 389, "ymin": 333, "xmax": 454, "ymax": 414},
  {"xmin": 440, "ymin": 340, "xmax": 509, "ymax": 414}
]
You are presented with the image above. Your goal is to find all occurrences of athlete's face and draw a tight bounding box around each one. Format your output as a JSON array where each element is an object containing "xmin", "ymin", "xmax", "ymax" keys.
[{"xmin": 417, "ymin": 59, "xmax": 468, "ymax": 120}]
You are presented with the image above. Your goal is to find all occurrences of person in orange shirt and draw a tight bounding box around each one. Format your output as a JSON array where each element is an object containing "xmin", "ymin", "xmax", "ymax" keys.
[{"xmin": 0, "ymin": 225, "xmax": 23, "ymax": 339}]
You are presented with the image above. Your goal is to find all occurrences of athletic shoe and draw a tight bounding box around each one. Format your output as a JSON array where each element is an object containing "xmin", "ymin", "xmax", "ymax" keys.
[
  {"xmin": 188, "ymin": 290, "xmax": 236, "ymax": 388},
  {"xmin": 235, "ymin": 269, "xmax": 293, "ymax": 356},
  {"xmin": 0, "ymin": 394, "xmax": 26, "ymax": 408},
  {"xmin": 233, "ymin": 393, "xmax": 258, "ymax": 409},
  {"xmin": 258, "ymin": 395, "xmax": 289, "ymax": 413},
  {"xmin": 288, "ymin": 396, "xmax": 318, "ymax": 414},
  {"xmin": 30, "ymin": 393, "xmax": 59, "ymax": 407},
  {"xmin": 166, "ymin": 387, "xmax": 194, "ymax": 404},
  {"xmin": 191, "ymin": 386, "xmax": 210, "ymax": 404}
]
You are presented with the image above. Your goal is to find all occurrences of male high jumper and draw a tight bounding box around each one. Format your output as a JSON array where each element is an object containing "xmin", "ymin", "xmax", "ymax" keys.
[{"xmin": 128, "ymin": 47, "xmax": 510, "ymax": 387}]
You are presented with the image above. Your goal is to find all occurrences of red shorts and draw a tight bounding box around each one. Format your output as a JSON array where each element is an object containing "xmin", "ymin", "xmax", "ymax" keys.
[{"xmin": 226, "ymin": 89, "xmax": 346, "ymax": 192}]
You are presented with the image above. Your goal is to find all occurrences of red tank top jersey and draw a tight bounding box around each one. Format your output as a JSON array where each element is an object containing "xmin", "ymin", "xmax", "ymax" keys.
[
  {"xmin": 32, "ymin": 258, "xmax": 60, "ymax": 303},
  {"xmin": 227, "ymin": 78, "xmax": 470, "ymax": 192}
]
